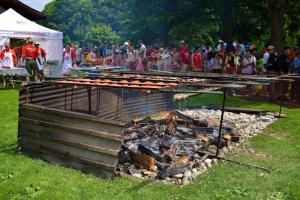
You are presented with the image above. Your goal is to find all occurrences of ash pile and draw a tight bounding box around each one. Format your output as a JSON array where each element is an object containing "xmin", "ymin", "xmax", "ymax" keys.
[{"xmin": 115, "ymin": 109, "xmax": 276, "ymax": 185}]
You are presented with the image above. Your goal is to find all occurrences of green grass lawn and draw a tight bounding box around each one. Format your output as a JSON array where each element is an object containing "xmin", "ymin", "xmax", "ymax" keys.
[{"xmin": 0, "ymin": 89, "xmax": 299, "ymax": 200}]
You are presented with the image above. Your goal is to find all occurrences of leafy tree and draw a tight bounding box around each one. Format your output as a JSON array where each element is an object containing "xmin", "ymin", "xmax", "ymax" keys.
[
  {"xmin": 83, "ymin": 23, "xmax": 120, "ymax": 47},
  {"xmin": 42, "ymin": 0, "xmax": 120, "ymax": 46},
  {"xmin": 41, "ymin": 0, "xmax": 300, "ymax": 50}
]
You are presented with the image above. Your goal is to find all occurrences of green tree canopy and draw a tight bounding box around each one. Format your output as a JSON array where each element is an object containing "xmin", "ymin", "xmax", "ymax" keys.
[{"xmin": 42, "ymin": 0, "xmax": 300, "ymax": 50}]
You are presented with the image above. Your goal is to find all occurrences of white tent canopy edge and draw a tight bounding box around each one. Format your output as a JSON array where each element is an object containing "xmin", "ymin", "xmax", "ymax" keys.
[{"xmin": 0, "ymin": 9, "xmax": 63, "ymax": 76}]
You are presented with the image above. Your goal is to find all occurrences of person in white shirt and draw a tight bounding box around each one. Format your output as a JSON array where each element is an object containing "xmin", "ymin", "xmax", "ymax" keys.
[
  {"xmin": 241, "ymin": 49, "xmax": 256, "ymax": 74},
  {"xmin": 139, "ymin": 40, "xmax": 146, "ymax": 60},
  {"xmin": 263, "ymin": 48, "xmax": 271, "ymax": 68},
  {"xmin": 127, "ymin": 46, "xmax": 136, "ymax": 71}
]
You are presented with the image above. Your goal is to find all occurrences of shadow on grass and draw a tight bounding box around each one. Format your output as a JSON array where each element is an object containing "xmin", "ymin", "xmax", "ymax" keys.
[{"xmin": 0, "ymin": 143, "xmax": 18, "ymax": 154}]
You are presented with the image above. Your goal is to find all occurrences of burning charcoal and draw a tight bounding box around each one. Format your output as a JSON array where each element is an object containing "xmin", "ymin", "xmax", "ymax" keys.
[
  {"xmin": 156, "ymin": 161, "xmax": 170, "ymax": 170},
  {"xmin": 169, "ymin": 144, "xmax": 178, "ymax": 160},
  {"xmin": 194, "ymin": 127, "xmax": 214, "ymax": 135},
  {"xmin": 158, "ymin": 163, "xmax": 189, "ymax": 178},
  {"xmin": 176, "ymin": 126, "xmax": 194, "ymax": 136},
  {"xmin": 195, "ymin": 133, "xmax": 209, "ymax": 144},
  {"xmin": 137, "ymin": 116, "xmax": 157, "ymax": 125},
  {"xmin": 170, "ymin": 111, "xmax": 201, "ymax": 127},
  {"xmin": 172, "ymin": 156, "xmax": 189, "ymax": 165},
  {"xmin": 138, "ymin": 144, "xmax": 163, "ymax": 162},
  {"xmin": 131, "ymin": 152, "xmax": 156, "ymax": 171},
  {"xmin": 223, "ymin": 134, "xmax": 232, "ymax": 147},
  {"xmin": 118, "ymin": 151, "xmax": 131, "ymax": 164},
  {"xmin": 165, "ymin": 120, "xmax": 176, "ymax": 135}
]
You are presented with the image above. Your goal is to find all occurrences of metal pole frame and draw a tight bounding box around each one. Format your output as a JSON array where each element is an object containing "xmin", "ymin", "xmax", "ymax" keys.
[
  {"xmin": 64, "ymin": 86, "xmax": 67, "ymax": 110},
  {"xmin": 216, "ymin": 88, "xmax": 227, "ymax": 157},
  {"xmin": 87, "ymin": 86, "xmax": 92, "ymax": 114}
]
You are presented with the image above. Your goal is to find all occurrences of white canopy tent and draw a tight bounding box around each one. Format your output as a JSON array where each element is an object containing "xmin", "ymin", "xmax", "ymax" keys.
[{"xmin": 0, "ymin": 9, "xmax": 63, "ymax": 76}]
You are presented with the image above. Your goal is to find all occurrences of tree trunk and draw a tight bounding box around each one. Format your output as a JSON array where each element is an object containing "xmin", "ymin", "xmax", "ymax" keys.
[
  {"xmin": 222, "ymin": 0, "xmax": 235, "ymax": 42},
  {"xmin": 267, "ymin": 0, "xmax": 284, "ymax": 52}
]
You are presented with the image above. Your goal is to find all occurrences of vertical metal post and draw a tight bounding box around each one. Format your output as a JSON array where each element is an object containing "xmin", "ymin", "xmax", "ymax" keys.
[
  {"xmin": 64, "ymin": 86, "xmax": 67, "ymax": 110},
  {"xmin": 279, "ymin": 95, "xmax": 283, "ymax": 118},
  {"xmin": 121, "ymin": 89, "xmax": 124, "ymax": 120},
  {"xmin": 115, "ymin": 90, "xmax": 120, "ymax": 120},
  {"xmin": 87, "ymin": 87, "xmax": 92, "ymax": 114},
  {"xmin": 30, "ymin": 87, "xmax": 34, "ymax": 103},
  {"xmin": 146, "ymin": 92, "xmax": 149, "ymax": 115},
  {"xmin": 71, "ymin": 87, "xmax": 74, "ymax": 111},
  {"xmin": 278, "ymin": 80, "xmax": 288, "ymax": 118},
  {"xmin": 216, "ymin": 88, "xmax": 227, "ymax": 157}
]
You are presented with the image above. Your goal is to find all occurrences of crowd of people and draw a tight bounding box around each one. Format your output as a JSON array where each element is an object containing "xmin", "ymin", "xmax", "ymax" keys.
[
  {"xmin": 71, "ymin": 40, "xmax": 300, "ymax": 76},
  {"xmin": 1, "ymin": 37, "xmax": 300, "ymax": 83}
]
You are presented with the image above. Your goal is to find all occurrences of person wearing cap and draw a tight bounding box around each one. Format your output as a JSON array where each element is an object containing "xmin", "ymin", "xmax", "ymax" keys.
[
  {"xmin": 21, "ymin": 38, "xmax": 40, "ymax": 82},
  {"xmin": 121, "ymin": 42, "xmax": 129, "ymax": 66},
  {"xmin": 34, "ymin": 41, "xmax": 46, "ymax": 81},
  {"xmin": 216, "ymin": 40, "xmax": 227, "ymax": 51},
  {"xmin": 0, "ymin": 43, "xmax": 17, "ymax": 69}
]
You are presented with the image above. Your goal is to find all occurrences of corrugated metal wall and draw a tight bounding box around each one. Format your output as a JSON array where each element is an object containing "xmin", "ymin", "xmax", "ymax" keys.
[{"xmin": 18, "ymin": 103, "xmax": 124, "ymax": 178}]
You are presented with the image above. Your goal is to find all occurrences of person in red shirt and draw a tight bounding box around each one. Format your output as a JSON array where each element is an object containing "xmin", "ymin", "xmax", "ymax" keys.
[
  {"xmin": 21, "ymin": 38, "xmax": 40, "ymax": 82},
  {"xmin": 179, "ymin": 41, "xmax": 190, "ymax": 71},
  {"xmin": 34, "ymin": 41, "xmax": 47, "ymax": 81},
  {"xmin": 0, "ymin": 43, "xmax": 17, "ymax": 68},
  {"xmin": 191, "ymin": 48, "xmax": 203, "ymax": 71},
  {"xmin": 62, "ymin": 43, "xmax": 76, "ymax": 75}
]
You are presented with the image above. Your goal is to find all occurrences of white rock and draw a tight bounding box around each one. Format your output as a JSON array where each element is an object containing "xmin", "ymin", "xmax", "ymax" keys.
[
  {"xmin": 184, "ymin": 170, "xmax": 192, "ymax": 178},
  {"xmin": 201, "ymin": 165, "xmax": 207, "ymax": 171},
  {"xmin": 176, "ymin": 179, "xmax": 182, "ymax": 185},
  {"xmin": 248, "ymin": 149, "xmax": 255, "ymax": 154},
  {"xmin": 192, "ymin": 168, "xmax": 198, "ymax": 174},
  {"xmin": 204, "ymin": 159, "xmax": 212, "ymax": 165},
  {"xmin": 173, "ymin": 173, "xmax": 183, "ymax": 178},
  {"xmin": 132, "ymin": 173, "xmax": 142, "ymax": 178},
  {"xmin": 206, "ymin": 162, "xmax": 212, "ymax": 168},
  {"xmin": 182, "ymin": 176, "xmax": 189, "ymax": 185}
]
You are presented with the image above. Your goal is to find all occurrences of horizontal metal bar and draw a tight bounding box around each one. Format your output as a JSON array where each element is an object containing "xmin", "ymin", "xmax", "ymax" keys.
[
  {"xmin": 21, "ymin": 144, "xmax": 116, "ymax": 172},
  {"xmin": 21, "ymin": 130, "xmax": 119, "ymax": 156},
  {"xmin": 21, "ymin": 103, "xmax": 126, "ymax": 127},
  {"xmin": 159, "ymin": 89, "xmax": 223, "ymax": 94},
  {"xmin": 20, "ymin": 117, "xmax": 121, "ymax": 141}
]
